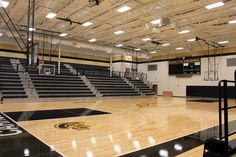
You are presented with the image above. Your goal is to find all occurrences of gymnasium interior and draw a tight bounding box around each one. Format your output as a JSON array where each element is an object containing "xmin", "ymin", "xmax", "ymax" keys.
[{"xmin": 0, "ymin": 0, "xmax": 236, "ymax": 157}]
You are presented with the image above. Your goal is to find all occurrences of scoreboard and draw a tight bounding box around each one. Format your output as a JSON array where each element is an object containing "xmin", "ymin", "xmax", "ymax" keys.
[{"xmin": 169, "ymin": 58, "xmax": 201, "ymax": 75}]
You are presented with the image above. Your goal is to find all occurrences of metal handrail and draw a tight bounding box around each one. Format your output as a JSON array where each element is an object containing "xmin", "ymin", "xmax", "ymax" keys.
[
  {"xmin": 0, "ymin": 68, "xmax": 2, "ymax": 102},
  {"xmin": 75, "ymin": 68, "xmax": 148, "ymax": 82},
  {"xmin": 78, "ymin": 68, "xmax": 110, "ymax": 77},
  {"xmin": 0, "ymin": 86, "xmax": 2, "ymax": 104},
  {"xmin": 218, "ymin": 70, "xmax": 236, "ymax": 157},
  {"xmin": 112, "ymin": 71, "xmax": 148, "ymax": 82}
]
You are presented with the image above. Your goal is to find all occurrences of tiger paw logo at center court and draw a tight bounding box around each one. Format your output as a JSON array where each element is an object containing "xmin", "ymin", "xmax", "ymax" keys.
[
  {"xmin": 55, "ymin": 122, "xmax": 90, "ymax": 131},
  {"xmin": 137, "ymin": 103, "xmax": 150, "ymax": 108}
]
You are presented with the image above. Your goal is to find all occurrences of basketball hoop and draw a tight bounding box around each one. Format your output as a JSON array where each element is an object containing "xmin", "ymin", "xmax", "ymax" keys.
[
  {"xmin": 39, "ymin": 64, "xmax": 55, "ymax": 76},
  {"xmin": 204, "ymin": 71, "xmax": 219, "ymax": 81}
]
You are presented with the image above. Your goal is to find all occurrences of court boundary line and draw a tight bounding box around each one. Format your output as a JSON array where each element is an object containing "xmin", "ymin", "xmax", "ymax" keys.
[{"xmin": 1, "ymin": 112, "xmax": 66, "ymax": 157}]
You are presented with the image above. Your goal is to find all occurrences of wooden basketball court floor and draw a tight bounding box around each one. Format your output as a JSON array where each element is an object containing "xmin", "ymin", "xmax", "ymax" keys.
[{"xmin": 1, "ymin": 96, "xmax": 236, "ymax": 157}]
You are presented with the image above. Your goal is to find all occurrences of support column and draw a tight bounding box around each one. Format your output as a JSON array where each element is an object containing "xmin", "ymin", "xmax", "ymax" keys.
[
  {"xmin": 26, "ymin": 0, "xmax": 31, "ymax": 71},
  {"xmin": 34, "ymin": 43, "xmax": 38, "ymax": 64},
  {"xmin": 58, "ymin": 47, "xmax": 61, "ymax": 74},
  {"xmin": 110, "ymin": 54, "xmax": 112, "ymax": 77},
  {"xmin": 26, "ymin": 0, "xmax": 36, "ymax": 68},
  {"xmin": 30, "ymin": 0, "xmax": 35, "ymax": 66}
]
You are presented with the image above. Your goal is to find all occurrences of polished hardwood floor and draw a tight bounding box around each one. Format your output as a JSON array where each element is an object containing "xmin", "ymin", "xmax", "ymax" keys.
[{"xmin": 1, "ymin": 96, "xmax": 236, "ymax": 157}]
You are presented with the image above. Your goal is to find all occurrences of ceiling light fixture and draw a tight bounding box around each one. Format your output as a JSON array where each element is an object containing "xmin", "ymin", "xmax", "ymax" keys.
[
  {"xmin": 162, "ymin": 43, "xmax": 170, "ymax": 46},
  {"xmin": 176, "ymin": 47, "xmax": 184, "ymax": 50},
  {"xmin": 229, "ymin": 20, "xmax": 236, "ymax": 24},
  {"xmin": 142, "ymin": 38, "xmax": 151, "ymax": 41},
  {"xmin": 46, "ymin": 12, "xmax": 57, "ymax": 19},
  {"xmin": 187, "ymin": 38, "xmax": 196, "ymax": 42},
  {"xmin": 116, "ymin": 6, "xmax": 131, "ymax": 13},
  {"xmin": 29, "ymin": 28, "xmax": 36, "ymax": 32},
  {"xmin": 178, "ymin": 30, "xmax": 190, "ymax": 34},
  {"xmin": 82, "ymin": 21, "xmax": 93, "ymax": 27},
  {"xmin": 114, "ymin": 30, "xmax": 124, "ymax": 35},
  {"xmin": 218, "ymin": 41, "xmax": 229, "ymax": 44},
  {"xmin": 0, "ymin": 1, "xmax": 9, "ymax": 8},
  {"xmin": 135, "ymin": 48, "xmax": 141, "ymax": 51},
  {"xmin": 89, "ymin": 38, "xmax": 97, "ymax": 42},
  {"xmin": 150, "ymin": 19, "xmax": 161, "ymax": 25},
  {"xmin": 205, "ymin": 2, "xmax": 224, "ymax": 10},
  {"xmin": 116, "ymin": 44, "xmax": 123, "ymax": 47},
  {"xmin": 150, "ymin": 51, "xmax": 157, "ymax": 54},
  {"xmin": 59, "ymin": 33, "xmax": 68, "ymax": 37}
]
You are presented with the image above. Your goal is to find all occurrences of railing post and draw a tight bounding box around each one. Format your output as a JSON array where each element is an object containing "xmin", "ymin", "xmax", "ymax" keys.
[
  {"xmin": 234, "ymin": 70, "xmax": 236, "ymax": 100},
  {"xmin": 0, "ymin": 91, "xmax": 3, "ymax": 104},
  {"xmin": 234, "ymin": 70, "xmax": 236, "ymax": 81},
  {"xmin": 218, "ymin": 81, "xmax": 223, "ymax": 140},
  {"xmin": 223, "ymin": 80, "xmax": 229, "ymax": 156}
]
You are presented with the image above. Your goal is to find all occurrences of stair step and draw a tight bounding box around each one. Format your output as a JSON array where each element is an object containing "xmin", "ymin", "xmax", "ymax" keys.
[
  {"xmin": 103, "ymin": 93, "xmax": 140, "ymax": 96},
  {"xmin": 2, "ymin": 94, "xmax": 28, "ymax": 98},
  {"xmin": 34, "ymin": 84, "xmax": 87, "ymax": 87},
  {"xmin": 38, "ymin": 93, "xmax": 95, "ymax": 98},
  {"xmin": 100, "ymin": 91, "xmax": 138, "ymax": 94},
  {"xmin": 37, "ymin": 90, "xmax": 93, "ymax": 94}
]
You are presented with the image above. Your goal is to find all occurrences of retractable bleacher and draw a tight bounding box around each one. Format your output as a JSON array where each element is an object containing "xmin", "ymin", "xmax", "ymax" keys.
[
  {"xmin": 88, "ymin": 76, "xmax": 140, "ymax": 97},
  {"xmin": 70, "ymin": 63, "xmax": 110, "ymax": 77},
  {"xmin": 20, "ymin": 60, "xmax": 73, "ymax": 76},
  {"xmin": 0, "ymin": 56, "xmax": 151, "ymax": 99},
  {"xmin": 0, "ymin": 57, "xmax": 27, "ymax": 99},
  {"xmin": 72, "ymin": 64, "xmax": 140, "ymax": 97},
  {"xmin": 128, "ymin": 79, "xmax": 154, "ymax": 95},
  {"xmin": 19, "ymin": 59, "xmax": 95, "ymax": 98}
]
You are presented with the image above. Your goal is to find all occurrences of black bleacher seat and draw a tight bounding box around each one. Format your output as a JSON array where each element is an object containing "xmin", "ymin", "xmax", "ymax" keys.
[
  {"xmin": 19, "ymin": 60, "xmax": 75, "ymax": 76},
  {"xmin": 29, "ymin": 73, "xmax": 95, "ymax": 98},
  {"xmin": 18, "ymin": 59, "xmax": 95, "ymax": 98},
  {"xmin": 0, "ymin": 57, "xmax": 27, "ymax": 99},
  {"xmin": 129, "ymin": 79, "xmax": 155, "ymax": 95},
  {"xmin": 0, "ymin": 57, "xmax": 153, "ymax": 99},
  {"xmin": 71, "ymin": 63, "xmax": 110, "ymax": 77},
  {"xmin": 88, "ymin": 76, "xmax": 140, "ymax": 97}
]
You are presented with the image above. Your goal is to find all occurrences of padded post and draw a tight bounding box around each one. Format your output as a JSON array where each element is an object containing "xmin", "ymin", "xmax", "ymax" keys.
[{"xmin": 235, "ymin": 70, "xmax": 236, "ymax": 81}]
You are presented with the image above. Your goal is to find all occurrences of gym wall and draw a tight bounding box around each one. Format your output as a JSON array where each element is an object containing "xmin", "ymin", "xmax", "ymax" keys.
[
  {"xmin": 0, "ymin": 43, "xmax": 110, "ymax": 67},
  {"xmin": 138, "ymin": 55, "xmax": 236, "ymax": 97}
]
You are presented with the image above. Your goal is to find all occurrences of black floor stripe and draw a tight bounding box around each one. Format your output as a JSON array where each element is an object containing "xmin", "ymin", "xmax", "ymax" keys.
[
  {"xmin": 120, "ymin": 120, "xmax": 236, "ymax": 157},
  {"xmin": 187, "ymin": 99, "xmax": 218, "ymax": 103},
  {"xmin": 0, "ymin": 113, "xmax": 62, "ymax": 157},
  {"xmin": 4, "ymin": 108, "xmax": 110, "ymax": 121}
]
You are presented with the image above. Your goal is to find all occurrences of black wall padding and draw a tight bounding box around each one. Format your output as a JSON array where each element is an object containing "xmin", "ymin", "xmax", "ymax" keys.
[{"xmin": 186, "ymin": 86, "xmax": 236, "ymax": 98}]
